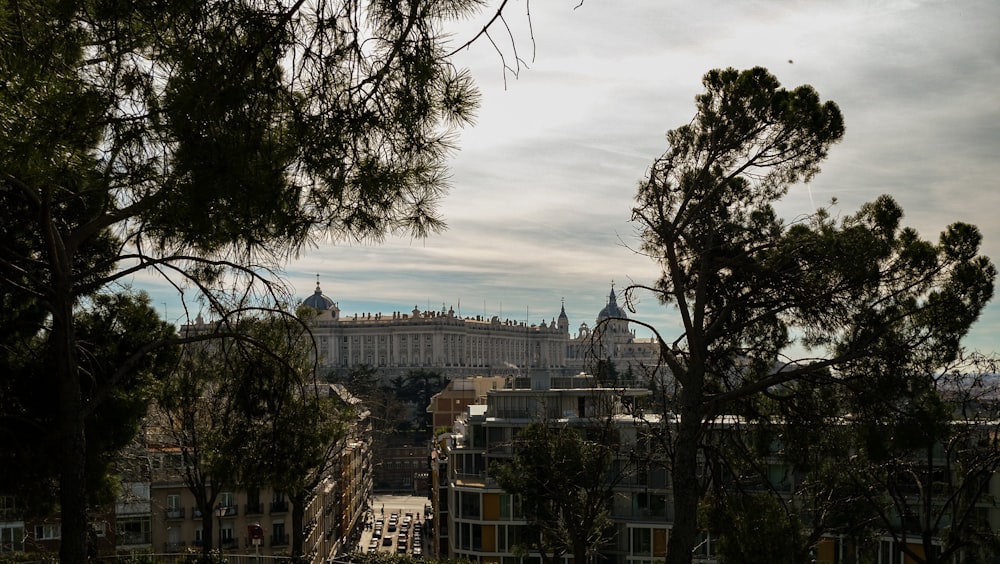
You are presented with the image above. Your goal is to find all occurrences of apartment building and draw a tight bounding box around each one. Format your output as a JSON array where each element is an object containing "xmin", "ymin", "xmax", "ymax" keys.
[
  {"xmin": 429, "ymin": 374, "xmax": 1000, "ymax": 564},
  {"xmin": 140, "ymin": 383, "xmax": 373, "ymax": 563},
  {"xmin": 430, "ymin": 373, "xmax": 657, "ymax": 564}
]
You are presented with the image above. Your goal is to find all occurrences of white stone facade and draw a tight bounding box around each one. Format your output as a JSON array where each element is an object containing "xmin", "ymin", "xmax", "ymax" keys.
[{"xmin": 302, "ymin": 281, "xmax": 663, "ymax": 380}]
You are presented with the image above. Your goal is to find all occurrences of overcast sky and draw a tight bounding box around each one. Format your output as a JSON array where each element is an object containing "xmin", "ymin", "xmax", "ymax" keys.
[{"xmin": 141, "ymin": 0, "xmax": 1000, "ymax": 354}]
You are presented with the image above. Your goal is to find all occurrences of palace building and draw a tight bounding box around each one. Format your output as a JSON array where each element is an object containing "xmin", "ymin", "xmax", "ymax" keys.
[{"xmin": 299, "ymin": 280, "xmax": 662, "ymax": 380}]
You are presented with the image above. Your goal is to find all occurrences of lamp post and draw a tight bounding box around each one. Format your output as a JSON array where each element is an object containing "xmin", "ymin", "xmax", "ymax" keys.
[{"xmin": 216, "ymin": 504, "xmax": 226, "ymax": 552}]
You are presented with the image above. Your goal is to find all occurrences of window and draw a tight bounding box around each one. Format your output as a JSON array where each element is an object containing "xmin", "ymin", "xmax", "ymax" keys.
[
  {"xmin": 0, "ymin": 497, "xmax": 16, "ymax": 518},
  {"xmin": 648, "ymin": 465, "xmax": 668, "ymax": 488},
  {"xmin": 768, "ymin": 464, "xmax": 791, "ymax": 491},
  {"xmin": 0, "ymin": 525, "xmax": 24, "ymax": 553},
  {"xmin": 499, "ymin": 494, "xmax": 512, "ymax": 520},
  {"xmin": 694, "ymin": 532, "xmax": 715, "ymax": 558},
  {"xmin": 35, "ymin": 524, "xmax": 61, "ymax": 540},
  {"xmin": 272, "ymin": 492, "xmax": 288, "ymax": 513},
  {"xmin": 460, "ymin": 491, "xmax": 480, "ymax": 519},
  {"xmin": 458, "ymin": 522, "xmax": 471, "ymax": 551},
  {"xmin": 247, "ymin": 488, "xmax": 262, "ymax": 514},
  {"xmin": 273, "ymin": 522, "xmax": 287, "ymax": 545},
  {"xmin": 166, "ymin": 494, "xmax": 184, "ymax": 519},
  {"xmin": 117, "ymin": 517, "xmax": 151, "ymax": 545},
  {"xmin": 879, "ymin": 540, "xmax": 903, "ymax": 564},
  {"xmin": 220, "ymin": 491, "xmax": 235, "ymax": 509},
  {"xmin": 165, "ymin": 453, "xmax": 183, "ymax": 469},
  {"xmin": 631, "ymin": 528, "xmax": 651, "ymax": 556}
]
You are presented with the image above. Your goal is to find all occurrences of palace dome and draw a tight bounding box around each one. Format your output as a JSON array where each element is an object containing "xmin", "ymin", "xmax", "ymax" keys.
[{"xmin": 303, "ymin": 282, "xmax": 335, "ymax": 311}]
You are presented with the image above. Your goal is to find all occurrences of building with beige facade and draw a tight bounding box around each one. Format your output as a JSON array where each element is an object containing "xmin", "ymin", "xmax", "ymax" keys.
[
  {"xmin": 301, "ymin": 281, "xmax": 662, "ymax": 381},
  {"xmin": 136, "ymin": 383, "xmax": 372, "ymax": 564}
]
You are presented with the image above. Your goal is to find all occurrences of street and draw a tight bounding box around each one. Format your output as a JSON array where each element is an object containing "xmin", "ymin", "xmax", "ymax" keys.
[{"xmin": 357, "ymin": 494, "xmax": 433, "ymax": 557}]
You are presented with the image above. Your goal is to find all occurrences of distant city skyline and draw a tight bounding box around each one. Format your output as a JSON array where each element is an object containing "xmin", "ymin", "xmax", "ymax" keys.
[{"xmin": 135, "ymin": 0, "xmax": 1000, "ymax": 356}]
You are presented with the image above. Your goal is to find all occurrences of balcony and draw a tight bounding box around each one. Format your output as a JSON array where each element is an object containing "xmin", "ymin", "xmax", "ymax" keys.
[
  {"xmin": 245, "ymin": 502, "xmax": 265, "ymax": 515},
  {"xmin": 165, "ymin": 507, "xmax": 185, "ymax": 520},
  {"xmin": 271, "ymin": 533, "xmax": 289, "ymax": 547},
  {"xmin": 453, "ymin": 472, "xmax": 496, "ymax": 487},
  {"xmin": 220, "ymin": 505, "xmax": 238, "ymax": 517},
  {"xmin": 118, "ymin": 531, "xmax": 151, "ymax": 546},
  {"xmin": 270, "ymin": 501, "xmax": 289, "ymax": 514}
]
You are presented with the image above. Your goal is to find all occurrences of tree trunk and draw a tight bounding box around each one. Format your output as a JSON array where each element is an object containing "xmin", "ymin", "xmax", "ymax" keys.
[
  {"xmin": 200, "ymin": 506, "xmax": 215, "ymax": 556},
  {"xmin": 539, "ymin": 548, "xmax": 562, "ymax": 564},
  {"xmin": 665, "ymin": 377, "xmax": 704, "ymax": 564},
  {"xmin": 292, "ymin": 491, "xmax": 306, "ymax": 557},
  {"xmin": 54, "ymin": 275, "xmax": 88, "ymax": 564},
  {"xmin": 573, "ymin": 538, "xmax": 589, "ymax": 564}
]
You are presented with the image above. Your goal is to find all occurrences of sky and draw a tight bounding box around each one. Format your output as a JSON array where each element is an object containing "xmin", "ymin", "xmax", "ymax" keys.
[{"xmin": 138, "ymin": 0, "xmax": 1000, "ymax": 354}]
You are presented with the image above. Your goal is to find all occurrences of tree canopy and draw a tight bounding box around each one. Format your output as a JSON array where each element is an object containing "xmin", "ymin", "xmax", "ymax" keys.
[
  {"xmin": 491, "ymin": 422, "xmax": 619, "ymax": 564},
  {"xmin": 627, "ymin": 66, "xmax": 996, "ymax": 564},
  {"xmin": 153, "ymin": 310, "xmax": 355, "ymax": 558},
  {"xmin": 0, "ymin": 290, "xmax": 176, "ymax": 512},
  {"xmin": 1, "ymin": 0, "xmax": 487, "ymax": 560}
]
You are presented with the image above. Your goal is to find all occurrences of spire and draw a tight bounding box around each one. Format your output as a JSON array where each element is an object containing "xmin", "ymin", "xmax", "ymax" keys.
[
  {"xmin": 557, "ymin": 297, "xmax": 569, "ymax": 332},
  {"xmin": 598, "ymin": 282, "xmax": 626, "ymax": 321}
]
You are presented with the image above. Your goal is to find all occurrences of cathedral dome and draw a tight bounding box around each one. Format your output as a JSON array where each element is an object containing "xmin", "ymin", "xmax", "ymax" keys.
[
  {"xmin": 303, "ymin": 281, "xmax": 335, "ymax": 311},
  {"xmin": 597, "ymin": 287, "xmax": 626, "ymax": 320}
]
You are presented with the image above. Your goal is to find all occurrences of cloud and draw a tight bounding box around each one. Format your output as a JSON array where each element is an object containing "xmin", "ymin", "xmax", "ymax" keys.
[{"xmin": 137, "ymin": 0, "xmax": 1000, "ymax": 354}]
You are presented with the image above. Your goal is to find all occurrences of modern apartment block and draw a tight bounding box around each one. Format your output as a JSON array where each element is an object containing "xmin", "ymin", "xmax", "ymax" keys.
[
  {"xmin": 430, "ymin": 372, "xmax": 659, "ymax": 564},
  {"xmin": 429, "ymin": 374, "xmax": 1000, "ymax": 564}
]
